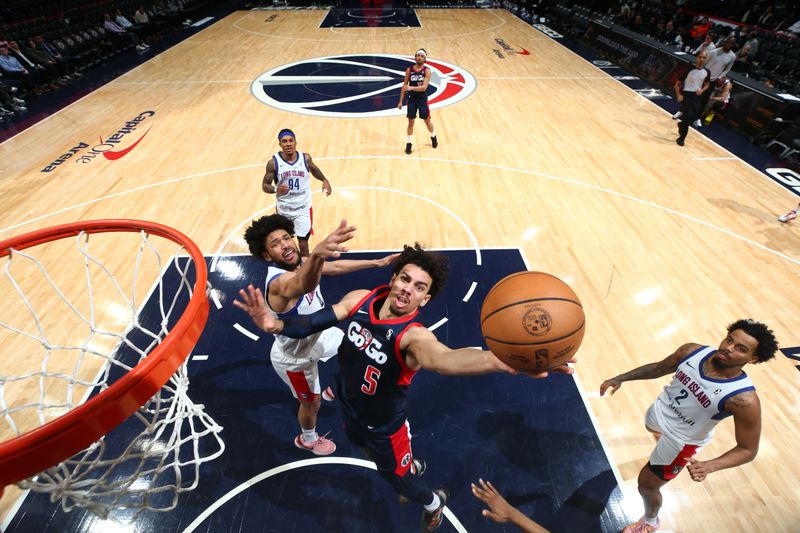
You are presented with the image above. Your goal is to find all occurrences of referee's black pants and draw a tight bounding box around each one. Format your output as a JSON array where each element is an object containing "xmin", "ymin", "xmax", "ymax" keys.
[{"xmin": 677, "ymin": 90, "xmax": 702, "ymax": 142}]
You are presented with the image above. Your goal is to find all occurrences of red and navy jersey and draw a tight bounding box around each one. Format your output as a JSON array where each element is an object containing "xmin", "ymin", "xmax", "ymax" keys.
[
  {"xmin": 405, "ymin": 65, "xmax": 429, "ymax": 100},
  {"xmin": 334, "ymin": 285, "xmax": 423, "ymax": 431}
]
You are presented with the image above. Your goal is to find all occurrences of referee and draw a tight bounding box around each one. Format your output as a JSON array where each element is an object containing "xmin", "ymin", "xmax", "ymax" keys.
[{"xmin": 673, "ymin": 51, "xmax": 710, "ymax": 147}]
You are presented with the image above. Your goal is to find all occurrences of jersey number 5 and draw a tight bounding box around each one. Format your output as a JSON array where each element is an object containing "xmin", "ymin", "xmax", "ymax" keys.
[{"xmin": 361, "ymin": 365, "xmax": 381, "ymax": 395}]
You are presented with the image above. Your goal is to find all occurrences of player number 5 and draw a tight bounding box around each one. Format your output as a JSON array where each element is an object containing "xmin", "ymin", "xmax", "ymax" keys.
[{"xmin": 361, "ymin": 365, "xmax": 381, "ymax": 395}]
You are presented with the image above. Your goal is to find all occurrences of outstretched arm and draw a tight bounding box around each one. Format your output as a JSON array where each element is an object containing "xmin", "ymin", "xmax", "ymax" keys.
[
  {"xmin": 687, "ymin": 391, "xmax": 761, "ymax": 481},
  {"xmin": 471, "ymin": 479, "xmax": 550, "ymax": 533},
  {"xmin": 402, "ymin": 327, "xmax": 575, "ymax": 378},
  {"xmin": 599, "ymin": 342, "xmax": 700, "ymax": 396},
  {"xmin": 305, "ymin": 154, "xmax": 331, "ymax": 196},
  {"xmin": 233, "ymin": 286, "xmax": 368, "ymax": 336},
  {"xmin": 267, "ymin": 219, "xmax": 356, "ymax": 308},
  {"xmin": 321, "ymin": 253, "xmax": 400, "ymax": 275},
  {"xmin": 403, "ymin": 326, "xmax": 513, "ymax": 375}
]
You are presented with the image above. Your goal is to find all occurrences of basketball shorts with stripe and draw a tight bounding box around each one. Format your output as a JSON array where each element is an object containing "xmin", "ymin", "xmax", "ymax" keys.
[
  {"xmin": 343, "ymin": 416, "xmax": 431, "ymax": 504},
  {"xmin": 645, "ymin": 403, "xmax": 703, "ymax": 481},
  {"xmin": 276, "ymin": 204, "xmax": 313, "ymax": 239},
  {"xmin": 270, "ymin": 327, "xmax": 343, "ymax": 403}
]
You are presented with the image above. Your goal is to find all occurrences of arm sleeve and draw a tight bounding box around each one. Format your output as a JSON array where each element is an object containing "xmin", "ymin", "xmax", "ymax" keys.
[{"xmin": 280, "ymin": 306, "xmax": 339, "ymax": 338}]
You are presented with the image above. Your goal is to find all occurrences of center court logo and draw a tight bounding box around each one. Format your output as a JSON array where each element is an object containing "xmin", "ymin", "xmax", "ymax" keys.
[
  {"xmin": 41, "ymin": 111, "xmax": 155, "ymax": 173},
  {"xmin": 250, "ymin": 54, "xmax": 476, "ymax": 118}
]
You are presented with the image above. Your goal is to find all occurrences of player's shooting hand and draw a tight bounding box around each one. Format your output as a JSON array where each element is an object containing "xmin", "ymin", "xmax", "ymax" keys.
[
  {"xmin": 686, "ymin": 457, "xmax": 710, "ymax": 481},
  {"xmin": 599, "ymin": 377, "xmax": 623, "ymax": 396},
  {"xmin": 312, "ymin": 219, "xmax": 356, "ymax": 259},
  {"xmin": 471, "ymin": 479, "xmax": 516, "ymax": 523},
  {"xmin": 233, "ymin": 285, "xmax": 283, "ymax": 333},
  {"xmin": 322, "ymin": 179, "xmax": 332, "ymax": 196},
  {"xmin": 276, "ymin": 182, "xmax": 290, "ymax": 195}
]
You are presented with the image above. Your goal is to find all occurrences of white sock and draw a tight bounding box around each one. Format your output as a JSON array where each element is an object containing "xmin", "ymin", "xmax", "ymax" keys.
[
  {"xmin": 430, "ymin": 131, "xmax": 436, "ymax": 138},
  {"xmin": 407, "ymin": 135, "xmax": 413, "ymax": 143},
  {"xmin": 302, "ymin": 428, "xmax": 318, "ymax": 443},
  {"xmin": 423, "ymin": 493, "xmax": 440, "ymax": 511},
  {"xmin": 643, "ymin": 515, "xmax": 659, "ymax": 526}
]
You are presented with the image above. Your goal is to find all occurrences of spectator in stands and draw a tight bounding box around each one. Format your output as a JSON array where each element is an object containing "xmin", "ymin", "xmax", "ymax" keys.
[
  {"xmin": 697, "ymin": 35, "xmax": 736, "ymax": 127},
  {"xmin": 631, "ymin": 14, "xmax": 646, "ymax": 35},
  {"xmin": 116, "ymin": 9, "xmax": 135, "ymax": 29},
  {"xmin": 104, "ymin": 13, "xmax": 149, "ymax": 52},
  {"xmin": 703, "ymin": 75, "xmax": 732, "ymax": 124},
  {"xmin": 23, "ymin": 38, "xmax": 69, "ymax": 85},
  {"xmin": 740, "ymin": 31, "xmax": 759, "ymax": 62},
  {"xmin": 134, "ymin": 6, "xmax": 150, "ymax": 25},
  {"xmin": 688, "ymin": 16, "xmax": 712, "ymax": 47},
  {"xmin": 692, "ymin": 33, "xmax": 716, "ymax": 55},
  {"xmin": 663, "ymin": 20, "xmax": 683, "ymax": 48},
  {"xmin": 34, "ymin": 35, "xmax": 78, "ymax": 77},
  {"xmin": 757, "ymin": 6, "xmax": 774, "ymax": 28},
  {"xmin": 6, "ymin": 40, "xmax": 46, "ymax": 75},
  {"xmin": 0, "ymin": 42, "xmax": 40, "ymax": 94}
]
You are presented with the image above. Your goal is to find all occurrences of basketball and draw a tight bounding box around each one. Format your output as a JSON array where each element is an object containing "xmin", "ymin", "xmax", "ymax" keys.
[{"xmin": 480, "ymin": 271, "xmax": 585, "ymax": 372}]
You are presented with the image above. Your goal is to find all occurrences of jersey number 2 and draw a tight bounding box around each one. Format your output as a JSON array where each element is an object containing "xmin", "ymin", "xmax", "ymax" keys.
[{"xmin": 361, "ymin": 365, "xmax": 381, "ymax": 395}]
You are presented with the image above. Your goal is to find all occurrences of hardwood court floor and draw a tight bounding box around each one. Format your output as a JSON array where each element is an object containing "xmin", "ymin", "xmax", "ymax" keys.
[{"xmin": 1, "ymin": 8, "xmax": 799, "ymax": 532}]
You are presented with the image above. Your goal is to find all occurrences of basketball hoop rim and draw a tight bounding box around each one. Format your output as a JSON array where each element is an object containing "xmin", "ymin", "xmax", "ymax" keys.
[{"xmin": 0, "ymin": 219, "xmax": 209, "ymax": 489}]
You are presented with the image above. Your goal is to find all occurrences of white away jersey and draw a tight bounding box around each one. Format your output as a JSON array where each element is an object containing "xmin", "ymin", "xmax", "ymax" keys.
[
  {"xmin": 273, "ymin": 152, "xmax": 312, "ymax": 213},
  {"xmin": 650, "ymin": 345, "xmax": 755, "ymax": 445},
  {"xmin": 266, "ymin": 264, "xmax": 326, "ymax": 358}
]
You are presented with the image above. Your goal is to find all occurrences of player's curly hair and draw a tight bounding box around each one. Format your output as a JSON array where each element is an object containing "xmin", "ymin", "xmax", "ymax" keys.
[
  {"xmin": 727, "ymin": 319, "xmax": 778, "ymax": 363},
  {"xmin": 243, "ymin": 214, "xmax": 295, "ymax": 258},
  {"xmin": 393, "ymin": 242, "xmax": 449, "ymax": 299}
]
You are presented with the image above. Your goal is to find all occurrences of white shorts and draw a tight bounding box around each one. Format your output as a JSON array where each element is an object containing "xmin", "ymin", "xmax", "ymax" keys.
[
  {"xmin": 645, "ymin": 404, "xmax": 704, "ymax": 479},
  {"xmin": 276, "ymin": 205, "xmax": 313, "ymax": 239},
  {"xmin": 270, "ymin": 327, "xmax": 343, "ymax": 402}
]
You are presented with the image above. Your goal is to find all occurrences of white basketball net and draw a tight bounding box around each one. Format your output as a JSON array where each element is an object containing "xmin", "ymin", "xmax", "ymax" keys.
[{"xmin": 0, "ymin": 228, "xmax": 224, "ymax": 518}]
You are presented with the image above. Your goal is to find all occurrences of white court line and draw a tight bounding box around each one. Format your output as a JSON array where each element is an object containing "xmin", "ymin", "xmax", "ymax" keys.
[
  {"xmin": 5, "ymin": 157, "xmax": 800, "ymax": 269},
  {"xmin": 516, "ymin": 246, "xmax": 627, "ymax": 493},
  {"xmin": 233, "ymin": 323, "xmax": 259, "ymax": 341},
  {"xmin": 114, "ymin": 80, "xmax": 254, "ymax": 85},
  {"xmin": 181, "ymin": 457, "xmax": 467, "ymax": 533},
  {"xmin": 210, "ymin": 289, "xmax": 223, "ymax": 309},
  {"xmin": 428, "ymin": 317, "xmax": 449, "ymax": 331},
  {"xmin": 209, "ymin": 183, "xmax": 483, "ymax": 272},
  {"xmin": 232, "ymin": 8, "xmax": 506, "ymax": 42},
  {"xmin": 478, "ymin": 76, "xmax": 612, "ymax": 80},
  {"xmin": 191, "ymin": 16, "xmax": 214, "ymax": 27},
  {"xmin": 462, "ymin": 281, "xmax": 478, "ymax": 302}
]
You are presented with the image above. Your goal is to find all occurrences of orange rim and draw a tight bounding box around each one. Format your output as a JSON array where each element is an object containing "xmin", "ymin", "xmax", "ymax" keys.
[{"xmin": 0, "ymin": 220, "xmax": 209, "ymax": 488}]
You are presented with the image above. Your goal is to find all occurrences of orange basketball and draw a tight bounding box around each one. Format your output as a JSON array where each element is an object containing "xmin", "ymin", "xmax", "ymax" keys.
[{"xmin": 480, "ymin": 271, "xmax": 585, "ymax": 372}]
